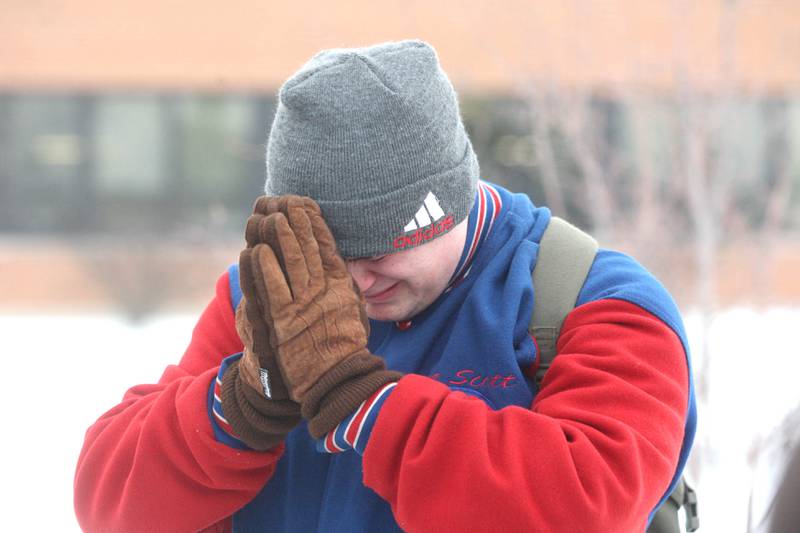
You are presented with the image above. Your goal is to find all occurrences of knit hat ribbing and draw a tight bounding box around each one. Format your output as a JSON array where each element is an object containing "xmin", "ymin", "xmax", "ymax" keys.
[{"xmin": 265, "ymin": 40, "xmax": 479, "ymax": 258}]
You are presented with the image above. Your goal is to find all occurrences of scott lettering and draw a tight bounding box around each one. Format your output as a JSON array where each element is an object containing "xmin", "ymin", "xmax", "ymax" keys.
[{"xmin": 447, "ymin": 369, "xmax": 516, "ymax": 389}]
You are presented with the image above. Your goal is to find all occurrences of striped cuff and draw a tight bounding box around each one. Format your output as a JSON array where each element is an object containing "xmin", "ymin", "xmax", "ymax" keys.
[
  {"xmin": 208, "ymin": 352, "xmax": 250, "ymax": 450},
  {"xmin": 316, "ymin": 382, "xmax": 398, "ymax": 455}
]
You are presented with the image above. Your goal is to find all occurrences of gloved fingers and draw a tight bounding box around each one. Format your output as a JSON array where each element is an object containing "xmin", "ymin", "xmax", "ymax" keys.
[
  {"xmin": 237, "ymin": 293, "xmax": 273, "ymax": 357},
  {"xmin": 272, "ymin": 213, "xmax": 311, "ymax": 296},
  {"xmin": 237, "ymin": 263, "xmax": 294, "ymax": 400},
  {"xmin": 252, "ymin": 195, "xmax": 286, "ymax": 217},
  {"xmin": 252, "ymin": 214, "xmax": 302, "ymax": 289},
  {"xmin": 283, "ymin": 195, "xmax": 311, "ymax": 212},
  {"xmin": 252, "ymin": 195, "xmax": 310, "ymax": 217},
  {"xmin": 306, "ymin": 210, "xmax": 348, "ymax": 276},
  {"xmin": 246, "ymin": 197, "xmax": 290, "ymax": 248},
  {"xmin": 244, "ymin": 214, "xmax": 262, "ymax": 248},
  {"xmin": 258, "ymin": 215, "xmax": 283, "ymax": 263},
  {"xmin": 249, "ymin": 195, "xmax": 329, "ymax": 259},
  {"xmin": 284, "ymin": 204, "xmax": 324, "ymax": 283},
  {"xmin": 238, "ymin": 248, "xmax": 261, "ymax": 313},
  {"xmin": 287, "ymin": 196, "xmax": 327, "ymax": 286},
  {"xmin": 240, "ymin": 248, "xmax": 279, "ymax": 348},
  {"xmin": 238, "ymin": 343, "xmax": 267, "ymax": 393},
  {"xmin": 253, "ymin": 243, "xmax": 294, "ymax": 309},
  {"xmin": 248, "ymin": 194, "xmax": 348, "ymax": 288},
  {"xmin": 248, "ymin": 245, "xmax": 281, "ymax": 326},
  {"xmin": 234, "ymin": 301, "xmax": 254, "ymax": 347},
  {"xmin": 350, "ymin": 281, "xmax": 371, "ymax": 336},
  {"xmin": 245, "ymin": 212, "xmax": 282, "ymax": 249},
  {"xmin": 298, "ymin": 196, "xmax": 322, "ymax": 215},
  {"xmin": 252, "ymin": 195, "xmax": 272, "ymax": 215},
  {"xmin": 250, "ymin": 198, "xmax": 353, "ymax": 286}
]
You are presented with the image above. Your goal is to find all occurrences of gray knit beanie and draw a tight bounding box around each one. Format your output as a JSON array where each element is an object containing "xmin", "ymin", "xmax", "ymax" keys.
[{"xmin": 265, "ymin": 40, "xmax": 479, "ymax": 258}]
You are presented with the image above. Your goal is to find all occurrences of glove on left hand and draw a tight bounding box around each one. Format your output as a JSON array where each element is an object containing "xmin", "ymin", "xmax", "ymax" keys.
[
  {"xmin": 249, "ymin": 203, "xmax": 401, "ymax": 438},
  {"xmin": 219, "ymin": 197, "xmax": 316, "ymax": 450}
]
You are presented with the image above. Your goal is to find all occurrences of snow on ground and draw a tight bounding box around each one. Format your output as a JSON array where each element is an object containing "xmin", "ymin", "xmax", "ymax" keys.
[
  {"xmin": 2, "ymin": 313, "xmax": 197, "ymax": 533},
  {"xmin": 684, "ymin": 307, "xmax": 800, "ymax": 532},
  {"xmin": 2, "ymin": 307, "xmax": 798, "ymax": 532}
]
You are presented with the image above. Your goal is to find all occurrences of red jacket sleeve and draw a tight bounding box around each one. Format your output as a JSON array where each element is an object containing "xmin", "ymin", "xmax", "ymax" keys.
[
  {"xmin": 362, "ymin": 299, "xmax": 689, "ymax": 533},
  {"xmin": 74, "ymin": 272, "xmax": 281, "ymax": 533}
]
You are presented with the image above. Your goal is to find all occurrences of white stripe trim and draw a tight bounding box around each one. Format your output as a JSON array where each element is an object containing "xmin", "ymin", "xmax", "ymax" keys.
[
  {"xmin": 323, "ymin": 438, "xmax": 339, "ymax": 454},
  {"xmin": 328, "ymin": 423, "xmax": 347, "ymax": 452},
  {"xmin": 454, "ymin": 186, "xmax": 485, "ymax": 281},
  {"xmin": 342, "ymin": 398, "xmax": 367, "ymax": 446},
  {"xmin": 213, "ymin": 408, "xmax": 229, "ymax": 426},
  {"xmin": 352, "ymin": 383, "xmax": 397, "ymax": 450},
  {"xmin": 483, "ymin": 182, "xmax": 502, "ymax": 235}
]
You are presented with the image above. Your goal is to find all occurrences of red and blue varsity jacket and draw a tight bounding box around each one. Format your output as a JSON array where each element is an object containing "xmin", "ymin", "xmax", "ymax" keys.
[{"xmin": 74, "ymin": 181, "xmax": 696, "ymax": 532}]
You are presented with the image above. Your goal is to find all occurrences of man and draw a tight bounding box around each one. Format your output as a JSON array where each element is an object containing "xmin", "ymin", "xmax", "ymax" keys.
[{"xmin": 75, "ymin": 40, "xmax": 696, "ymax": 532}]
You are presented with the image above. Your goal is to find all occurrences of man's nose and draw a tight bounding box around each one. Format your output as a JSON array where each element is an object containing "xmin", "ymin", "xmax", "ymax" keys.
[{"xmin": 346, "ymin": 259, "xmax": 376, "ymax": 292}]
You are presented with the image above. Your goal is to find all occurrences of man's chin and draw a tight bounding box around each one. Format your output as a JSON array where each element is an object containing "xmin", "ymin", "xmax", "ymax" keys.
[{"xmin": 365, "ymin": 302, "xmax": 410, "ymax": 323}]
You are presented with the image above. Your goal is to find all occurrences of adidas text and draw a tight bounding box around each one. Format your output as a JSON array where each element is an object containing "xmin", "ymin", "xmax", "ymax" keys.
[{"xmin": 393, "ymin": 215, "xmax": 454, "ymax": 249}]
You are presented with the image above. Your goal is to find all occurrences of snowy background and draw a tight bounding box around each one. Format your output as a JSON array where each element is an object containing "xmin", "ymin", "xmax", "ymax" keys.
[
  {"xmin": 3, "ymin": 307, "xmax": 799, "ymax": 532},
  {"xmin": 4, "ymin": 3, "xmax": 800, "ymax": 531}
]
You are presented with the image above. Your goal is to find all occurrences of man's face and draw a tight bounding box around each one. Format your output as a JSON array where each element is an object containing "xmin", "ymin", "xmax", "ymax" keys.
[{"xmin": 345, "ymin": 218, "xmax": 468, "ymax": 322}]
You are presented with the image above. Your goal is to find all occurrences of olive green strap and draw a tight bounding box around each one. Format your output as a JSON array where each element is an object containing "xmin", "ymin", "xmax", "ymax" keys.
[
  {"xmin": 529, "ymin": 216, "xmax": 597, "ymax": 384},
  {"xmin": 646, "ymin": 478, "xmax": 699, "ymax": 533}
]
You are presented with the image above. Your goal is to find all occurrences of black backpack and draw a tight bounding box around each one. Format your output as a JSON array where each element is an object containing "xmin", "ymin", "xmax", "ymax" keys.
[{"xmin": 529, "ymin": 216, "xmax": 699, "ymax": 533}]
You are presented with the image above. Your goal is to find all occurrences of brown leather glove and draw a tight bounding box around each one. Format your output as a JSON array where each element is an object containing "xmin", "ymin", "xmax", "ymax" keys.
[
  {"xmin": 248, "ymin": 201, "xmax": 401, "ymax": 438},
  {"xmin": 219, "ymin": 197, "xmax": 313, "ymax": 450}
]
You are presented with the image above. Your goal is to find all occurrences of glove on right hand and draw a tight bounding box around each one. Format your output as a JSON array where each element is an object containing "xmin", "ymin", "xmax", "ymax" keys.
[{"xmin": 247, "ymin": 205, "xmax": 401, "ymax": 438}]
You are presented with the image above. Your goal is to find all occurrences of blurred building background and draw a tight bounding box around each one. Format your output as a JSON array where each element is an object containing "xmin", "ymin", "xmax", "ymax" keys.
[
  {"xmin": 3, "ymin": 2, "xmax": 800, "ymax": 531},
  {"xmin": 2, "ymin": 0, "xmax": 799, "ymax": 318}
]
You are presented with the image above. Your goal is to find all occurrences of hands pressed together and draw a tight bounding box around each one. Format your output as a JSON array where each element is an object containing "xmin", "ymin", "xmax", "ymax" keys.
[{"xmin": 221, "ymin": 196, "xmax": 401, "ymax": 450}]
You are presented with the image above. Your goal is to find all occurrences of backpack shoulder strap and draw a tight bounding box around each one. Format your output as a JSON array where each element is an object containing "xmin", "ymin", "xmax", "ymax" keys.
[
  {"xmin": 528, "ymin": 217, "xmax": 699, "ymax": 533},
  {"xmin": 529, "ymin": 216, "xmax": 598, "ymax": 385}
]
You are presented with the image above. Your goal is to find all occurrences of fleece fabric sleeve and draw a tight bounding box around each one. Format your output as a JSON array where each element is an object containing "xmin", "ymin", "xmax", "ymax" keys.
[
  {"xmin": 74, "ymin": 272, "xmax": 282, "ymax": 533},
  {"xmin": 361, "ymin": 298, "xmax": 689, "ymax": 533}
]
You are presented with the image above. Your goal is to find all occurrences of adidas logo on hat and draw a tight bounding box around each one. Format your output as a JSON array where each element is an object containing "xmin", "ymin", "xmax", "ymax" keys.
[
  {"xmin": 404, "ymin": 192, "xmax": 446, "ymax": 231},
  {"xmin": 393, "ymin": 192, "xmax": 454, "ymax": 250}
]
